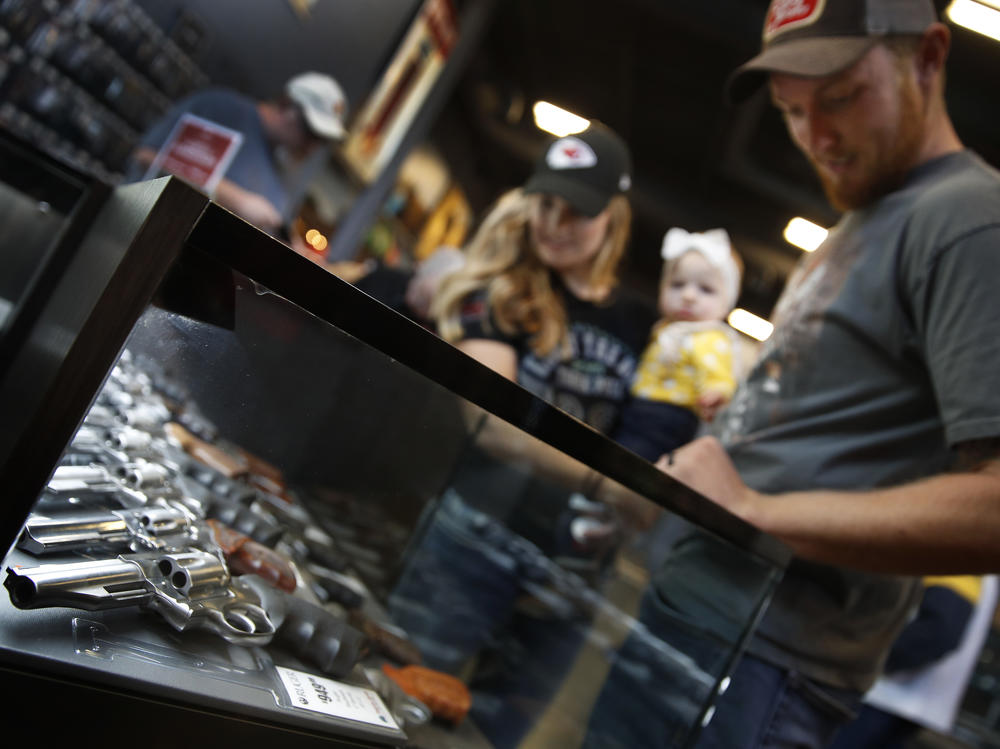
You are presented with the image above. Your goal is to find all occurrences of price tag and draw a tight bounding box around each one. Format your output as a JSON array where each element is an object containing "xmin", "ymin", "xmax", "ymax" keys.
[{"xmin": 276, "ymin": 666, "xmax": 399, "ymax": 729}]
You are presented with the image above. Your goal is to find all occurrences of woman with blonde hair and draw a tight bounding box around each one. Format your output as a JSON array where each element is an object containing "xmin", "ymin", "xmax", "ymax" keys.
[
  {"xmin": 390, "ymin": 122, "xmax": 656, "ymax": 749},
  {"xmin": 431, "ymin": 121, "xmax": 651, "ymax": 433}
]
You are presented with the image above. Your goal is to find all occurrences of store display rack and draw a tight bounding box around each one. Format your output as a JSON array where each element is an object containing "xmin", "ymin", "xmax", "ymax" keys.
[{"xmin": 0, "ymin": 0, "xmax": 206, "ymax": 181}]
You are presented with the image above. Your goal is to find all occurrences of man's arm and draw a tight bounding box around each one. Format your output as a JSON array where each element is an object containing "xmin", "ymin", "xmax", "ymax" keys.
[
  {"xmin": 211, "ymin": 179, "xmax": 282, "ymax": 233},
  {"xmin": 659, "ymin": 435, "xmax": 1000, "ymax": 575},
  {"xmin": 129, "ymin": 147, "xmax": 282, "ymax": 233}
]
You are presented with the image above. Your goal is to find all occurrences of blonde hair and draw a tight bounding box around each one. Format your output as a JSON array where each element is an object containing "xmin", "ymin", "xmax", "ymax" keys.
[{"xmin": 433, "ymin": 188, "xmax": 632, "ymax": 357}]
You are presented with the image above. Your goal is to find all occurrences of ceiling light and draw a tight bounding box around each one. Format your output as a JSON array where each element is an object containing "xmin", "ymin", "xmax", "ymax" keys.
[
  {"xmin": 728, "ymin": 308, "xmax": 773, "ymax": 342},
  {"xmin": 783, "ymin": 217, "xmax": 828, "ymax": 252},
  {"xmin": 947, "ymin": 0, "xmax": 1000, "ymax": 42},
  {"xmin": 532, "ymin": 101, "xmax": 590, "ymax": 137}
]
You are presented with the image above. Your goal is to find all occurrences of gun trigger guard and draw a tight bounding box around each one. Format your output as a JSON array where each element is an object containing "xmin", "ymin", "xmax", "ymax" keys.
[{"xmin": 216, "ymin": 599, "xmax": 275, "ymax": 643}]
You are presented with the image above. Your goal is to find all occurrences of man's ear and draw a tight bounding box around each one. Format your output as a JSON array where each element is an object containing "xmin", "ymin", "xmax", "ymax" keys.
[{"xmin": 917, "ymin": 22, "xmax": 951, "ymax": 89}]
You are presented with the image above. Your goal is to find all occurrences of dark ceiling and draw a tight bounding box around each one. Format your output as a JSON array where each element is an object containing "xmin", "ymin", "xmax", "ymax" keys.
[{"xmin": 429, "ymin": 0, "xmax": 1000, "ymax": 319}]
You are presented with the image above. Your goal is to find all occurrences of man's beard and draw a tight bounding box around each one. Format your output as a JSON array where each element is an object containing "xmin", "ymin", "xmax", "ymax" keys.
[{"xmin": 815, "ymin": 75, "xmax": 926, "ymax": 212}]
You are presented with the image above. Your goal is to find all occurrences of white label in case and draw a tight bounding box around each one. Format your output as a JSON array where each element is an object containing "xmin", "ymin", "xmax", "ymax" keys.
[{"xmin": 276, "ymin": 666, "xmax": 399, "ymax": 729}]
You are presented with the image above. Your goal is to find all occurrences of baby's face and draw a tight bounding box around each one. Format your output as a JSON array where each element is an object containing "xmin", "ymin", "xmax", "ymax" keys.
[{"xmin": 659, "ymin": 250, "xmax": 731, "ymax": 323}]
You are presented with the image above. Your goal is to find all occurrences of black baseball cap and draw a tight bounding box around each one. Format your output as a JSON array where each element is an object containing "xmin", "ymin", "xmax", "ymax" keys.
[
  {"xmin": 727, "ymin": 0, "xmax": 938, "ymax": 104},
  {"xmin": 523, "ymin": 121, "xmax": 633, "ymax": 217}
]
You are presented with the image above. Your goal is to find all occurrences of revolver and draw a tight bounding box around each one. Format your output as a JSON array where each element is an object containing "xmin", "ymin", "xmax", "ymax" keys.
[
  {"xmin": 17, "ymin": 504, "xmax": 197, "ymax": 555},
  {"xmin": 17, "ymin": 501, "xmax": 297, "ymax": 593},
  {"xmin": 4, "ymin": 546, "xmax": 367, "ymax": 675},
  {"xmin": 5, "ymin": 349, "xmax": 367, "ymax": 674},
  {"xmin": 6, "ymin": 504, "xmax": 360, "ymax": 672},
  {"xmin": 7, "ymin": 496, "xmax": 286, "ymax": 645},
  {"xmin": 4, "ymin": 548, "xmax": 275, "ymax": 645}
]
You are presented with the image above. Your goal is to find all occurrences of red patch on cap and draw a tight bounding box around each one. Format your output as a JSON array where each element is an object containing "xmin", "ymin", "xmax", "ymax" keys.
[
  {"xmin": 764, "ymin": 0, "xmax": 825, "ymax": 39},
  {"xmin": 460, "ymin": 299, "xmax": 485, "ymax": 319}
]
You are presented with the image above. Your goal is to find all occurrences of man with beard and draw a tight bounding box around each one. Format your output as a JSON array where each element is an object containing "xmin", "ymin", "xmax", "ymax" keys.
[{"xmin": 584, "ymin": 1, "xmax": 1000, "ymax": 748}]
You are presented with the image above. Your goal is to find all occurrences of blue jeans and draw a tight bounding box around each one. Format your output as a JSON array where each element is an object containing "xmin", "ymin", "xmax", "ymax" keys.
[
  {"xmin": 583, "ymin": 588, "xmax": 737, "ymax": 748},
  {"xmin": 825, "ymin": 704, "xmax": 916, "ymax": 749},
  {"xmin": 387, "ymin": 491, "xmax": 592, "ymax": 749},
  {"xmin": 694, "ymin": 654, "xmax": 862, "ymax": 749},
  {"xmin": 583, "ymin": 587, "xmax": 862, "ymax": 748}
]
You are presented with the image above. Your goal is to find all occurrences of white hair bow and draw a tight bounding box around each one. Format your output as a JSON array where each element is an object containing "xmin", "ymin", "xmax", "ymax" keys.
[{"xmin": 660, "ymin": 227, "xmax": 740, "ymax": 308}]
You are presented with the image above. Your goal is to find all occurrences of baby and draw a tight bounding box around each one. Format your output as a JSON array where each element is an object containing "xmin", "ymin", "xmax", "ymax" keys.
[{"xmin": 614, "ymin": 227, "xmax": 748, "ymax": 462}]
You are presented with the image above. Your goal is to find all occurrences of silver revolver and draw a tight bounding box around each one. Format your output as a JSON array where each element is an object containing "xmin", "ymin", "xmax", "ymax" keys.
[
  {"xmin": 8, "ymin": 508, "xmax": 364, "ymax": 674},
  {"xmin": 17, "ymin": 504, "xmax": 198, "ymax": 555},
  {"xmin": 4, "ymin": 548, "xmax": 275, "ymax": 645}
]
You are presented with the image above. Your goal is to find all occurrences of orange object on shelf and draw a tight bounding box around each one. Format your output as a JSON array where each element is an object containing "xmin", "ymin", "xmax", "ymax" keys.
[
  {"xmin": 164, "ymin": 422, "xmax": 248, "ymax": 479},
  {"xmin": 381, "ymin": 663, "xmax": 471, "ymax": 724}
]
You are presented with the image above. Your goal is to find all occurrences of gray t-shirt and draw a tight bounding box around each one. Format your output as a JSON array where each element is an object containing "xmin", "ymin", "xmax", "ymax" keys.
[
  {"xmin": 129, "ymin": 88, "xmax": 291, "ymax": 221},
  {"xmin": 654, "ymin": 150, "xmax": 1000, "ymax": 690}
]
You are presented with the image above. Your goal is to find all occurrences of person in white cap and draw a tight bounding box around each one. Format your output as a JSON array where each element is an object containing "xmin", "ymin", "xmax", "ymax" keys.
[
  {"xmin": 584, "ymin": 1, "xmax": 1000, "ymax": 747},
  {"xmin": 127, "ymin": 71, "xmax": 347, "ymax": 235}
]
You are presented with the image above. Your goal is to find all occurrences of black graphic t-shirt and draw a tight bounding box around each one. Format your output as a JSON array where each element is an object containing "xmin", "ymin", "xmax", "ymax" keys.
[
  {"xmin": 457, "ymin": 281, "xmax": 656, "ymax": 435},
  {"xmin": 451, "ymin": 278, "xmax": 655, "ymax": 545}
]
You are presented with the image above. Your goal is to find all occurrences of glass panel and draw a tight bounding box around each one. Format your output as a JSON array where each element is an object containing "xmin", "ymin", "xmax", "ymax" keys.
[
  {"xmin": 0, "ymin": 135, "xmax": 87, "ymax": 336},
  {"xmin": 387, "ymin": 426, "xmax": 779, "ymax": 749},
  {"xmin": 0, "ymin": 179, "xmax": 69, "ymax": 328},
  {"xmin": 2, "ymin": 263, "xmax": 781, "ymax": 747}
]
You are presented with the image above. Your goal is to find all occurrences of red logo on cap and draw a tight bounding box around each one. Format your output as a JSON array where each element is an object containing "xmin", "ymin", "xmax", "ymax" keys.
[
  {"xmin": 764, "ymin": 0, "xmax": 825, "ymax": 39},
  {"xmin": 546, "ymin": 137, "xmax": 597, "ymax": 170}
]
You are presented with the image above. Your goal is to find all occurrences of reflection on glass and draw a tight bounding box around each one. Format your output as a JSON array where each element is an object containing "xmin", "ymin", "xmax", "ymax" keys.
[
  {"xmin": 0, "ymin": 181, "xmax": 69, "ymax": 331},
  {"xmin": 5, "ymin": 274, "xmax": 782, "ymax": 749},
  {"xmin": 388, "ymin": 413, "xmax": 779, "ymax": 748}
]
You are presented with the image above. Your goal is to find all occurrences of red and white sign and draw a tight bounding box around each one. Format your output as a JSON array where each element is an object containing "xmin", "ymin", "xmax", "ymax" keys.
[
  {"xmin": 764, "ymin": 0, "xmax": 826, "ymax": 40},
  {"xmin": 144, "ymin": 114, "xmax": 243, "ymax": 194}
]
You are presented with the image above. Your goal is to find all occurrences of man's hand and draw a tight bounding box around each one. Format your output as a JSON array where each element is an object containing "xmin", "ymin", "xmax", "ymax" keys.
[
  {"xmin": 229, "ymin": 192, "xmax": 283, "ymax": 233},
  {"xmin": 654, "ymin": 435, "xmax": 759, "ymax": 522},
  {"xmin": 130, "ymin": 153, "xmax": 284, "ymax": 235},
  {"xmin": 214, "ymin": 180, "xmax": 282, "ymax": 233},
  {"xmin": 653, "ymin": 436, "xmax": 1000, "ymax": 574}
]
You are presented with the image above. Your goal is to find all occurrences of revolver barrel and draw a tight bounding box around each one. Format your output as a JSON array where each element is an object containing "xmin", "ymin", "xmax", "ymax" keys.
[{"xmin": 4, "ymin": 557, "xmax": 151, "ymax": 610}]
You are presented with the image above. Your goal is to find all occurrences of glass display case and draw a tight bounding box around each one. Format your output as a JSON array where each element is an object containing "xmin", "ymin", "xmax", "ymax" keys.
[
  {"xmin": 0, "ymin": 132, "xmax": 792, "ymax": 748},
  {"xmin": 0, "ymin": 131, "xmax": 109, "ymax": 366}
]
